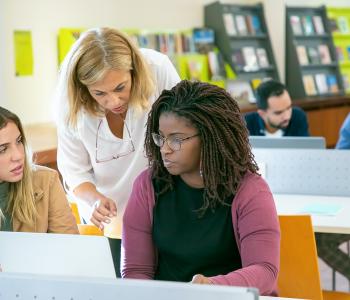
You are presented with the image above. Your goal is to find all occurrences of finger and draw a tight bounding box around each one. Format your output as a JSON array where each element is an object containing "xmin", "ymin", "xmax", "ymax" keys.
[
  {"xmin": 191, "ymin": 274, "xmax": 203, "ymax": 283},
  {"xmin": 96, "ymin": 200, "xmax": 113, "ymax": 217},
  {"xmin": 90, "ymin": 216, "xmax": 102, "ymax": 229},
  {"xmin": 92, "ymin": 209, "xmax": 111, "ymax": 224},
  {"xmin": 105, "ymin": 199, "xmax": 117, "ymax": 216}
]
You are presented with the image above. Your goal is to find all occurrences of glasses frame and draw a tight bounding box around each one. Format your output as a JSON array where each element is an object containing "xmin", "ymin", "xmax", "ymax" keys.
[
  {"xmin": 152, "ymin": 133, "xmax": 199, "ymax": 151},
  {"xmin": 95, "ymin": 119, "xmax": 135, "ymax": 163}
]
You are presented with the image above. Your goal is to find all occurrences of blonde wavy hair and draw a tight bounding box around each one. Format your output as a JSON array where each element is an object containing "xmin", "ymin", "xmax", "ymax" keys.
[
  {"xmin": 57, "ymin": 27, "xmax": 155, "ymax": 127},
  {"xmin": 0, "ymin": 107, "xmax": 37, "ymax": 229}
]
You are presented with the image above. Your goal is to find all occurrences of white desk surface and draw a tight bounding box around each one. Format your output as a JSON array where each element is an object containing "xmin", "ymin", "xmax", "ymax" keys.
[{"xmin": 274, "ymin": 194, "xmax": 350, "ymax": 234}]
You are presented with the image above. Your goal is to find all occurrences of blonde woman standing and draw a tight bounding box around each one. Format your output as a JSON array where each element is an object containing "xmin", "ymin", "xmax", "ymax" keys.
[
  {"xmin": 54, "ymin": 27, "xmax": 180, "ymax": 275},
  {"xmin": 0, "ymin": 106, "xmax": 78, "ymax": 233}
]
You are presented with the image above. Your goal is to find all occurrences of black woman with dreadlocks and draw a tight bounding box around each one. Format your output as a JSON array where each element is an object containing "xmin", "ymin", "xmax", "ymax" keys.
[{"xmin": 121, "ymin": 80, "xmax": 280, "ymax": 296}]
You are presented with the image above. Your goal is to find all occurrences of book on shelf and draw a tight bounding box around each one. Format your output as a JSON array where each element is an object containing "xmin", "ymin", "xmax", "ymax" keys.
[
  {"xmin": 318, "ymin": 44, "xmax": 332, "ymax": 64},
  {"xmin": 307, "ymin": 46, "xmax": 320, "ymax": 64},
  {"xmin": 312, "ymin": 15, "xmax": 325, "ymax": 34},
  {"xmin": 337, "ymin": 16, "xmax": 350, "ymax": 34},
  {"xmin": 231, "ymin": 49, "xmax": 245, "ymax": 69},
  {"xmin": 347, "ymin": 46, "xmax": 350, "ymax": 60},
  {"xmin": 245, "ymin": 15, "xmax": 256, "ymax": 35},
  {"xmin": 235, "ymin": 15, "xmax": 248, "ymax": 35},
  {"xmin": 343, "ymin": 75, "xmax": 350, "ymax": 91},
  {"xmin": 250, "ymin": 78, "xmax": 262, "ymax": 90},
  {"xmin": 314, "ymin": 73, "xmax": 328, "ymax": 94},
  {"xmin": 208, "ymin": 51, "xmax": 226, "ymax": 80},
  {"xmin": 242, "ymin": 47, "xmax": 259, "ymax": 71},
  {"xmin": 302, "ymin": 74, "xmax": 317, "ymax": 95},
  {"xmin": 192, "ymin": 28, "xmax": 215, "ymax": 53},
  {"xmin": 251, "ymin": 15, "xmax": 262, "ymax": 34},
  {"xmin": 328, "ymin": 18, "xmax": 339, "ymax": 33},
  {"xmin": 245, "ymin": 15, "xmax": 262, "ymax": 35},
  {"xmin": 256, "ymin": 48, "xmax": 269, "ymax": 68},
  {"xmin": 223, "ymin": 13, "xmax": 237, "ymax": 36},
  {"xmin": 301, "ymin": 15, "xmax": 315, "ymax": 35},
  {"xmin": 296, "ymin": 45, "xmax": 309, "ymax": 65},
  {"xmin": 177, "ymin": 54, "xmax": 209, "ymax": 82},
  {"xmin": 326, "ymin": 74, "xmax": 339, "ymax": 93},
  {"xmin": 226, "ymin": 80, "xmax": 256, "ymax": 103},
  {"xmin": 336, "ymin": 46, "xmax": 344, "ymax": 61},
  {"xmin": 290, "ymin": 15, "xmax": 303, "ymax": 35}
]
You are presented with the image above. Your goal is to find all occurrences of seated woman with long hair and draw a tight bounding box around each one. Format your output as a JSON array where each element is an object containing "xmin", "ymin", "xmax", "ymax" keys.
[{"xmin": 0, "ymin": 106, "xmax": 78, "ymax": 233}]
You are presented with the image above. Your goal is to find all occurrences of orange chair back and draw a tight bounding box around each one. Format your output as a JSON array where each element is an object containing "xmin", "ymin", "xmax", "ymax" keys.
[
  {"xmin": 69, "ymin": 202, "xmax": 81, "ymax": 224},
  {"xmin": 278, "ymin": 215, "xmax": 323, "ymax": 300},
  {"xmin": 78, "ymin": 224, "xmax": 103, "ymax": 236}
]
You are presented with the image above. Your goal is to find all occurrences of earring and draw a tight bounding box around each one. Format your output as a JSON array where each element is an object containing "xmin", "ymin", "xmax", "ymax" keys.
[{"xmin": 199, "ymin": 159, "xmax": 203, "ymax": 178}]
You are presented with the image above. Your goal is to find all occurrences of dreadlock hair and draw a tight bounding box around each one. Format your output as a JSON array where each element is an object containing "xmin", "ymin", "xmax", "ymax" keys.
[{"xmin": 145, "ymin": 80, "xmax": 259, "ymax": 215}]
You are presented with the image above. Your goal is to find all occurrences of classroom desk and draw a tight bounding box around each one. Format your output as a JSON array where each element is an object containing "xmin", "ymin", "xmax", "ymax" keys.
[{"xmin": 274, "ymin": 194, "xmax": 350, "ymax": 234}]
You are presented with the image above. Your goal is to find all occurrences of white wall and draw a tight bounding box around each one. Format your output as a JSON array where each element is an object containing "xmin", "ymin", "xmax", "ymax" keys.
[
  {"xmin": 2, "ymin": 0, "xmax": 254, "ymax": 124},
  {"xmin": 1, "ymin": 0, "xmax": 349, "ymax": 124}
]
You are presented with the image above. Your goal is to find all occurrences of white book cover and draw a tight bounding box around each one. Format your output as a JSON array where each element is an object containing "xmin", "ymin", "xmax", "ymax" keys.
[
  {"xmin": 242, "ymin": 47, "xmax": 258, "ymax": 71},
  {"xmin": 296, "ymin": 45, "xmax": 309, "ymax": 65},
  {"xmin": 315, "ymin": 73, "xmax": 328, "ymax": 94},
  {"xmin": 318, "ymin": 44, "xmax": 331, "ymax": 64},
  {"xmin": 256, "ymin": 48, "xmax": 269, "ymax": 68},
  {"xmin": 302, "ymin": 75, "xmax": 317, "ymax": 95},
  {"xmin": 290, "ymin": 15, "xmax": 303, "ymax": 35},
  {"xmin": 236, "ymin": 15, "xmax": 248, "ymax": 35},
  {"xmin": 223, "ymin": 13, "xmax": 237, "ymax": 36},
  {"xmin": 312, "ymin": 16, "xmax": 325, "ymax": 34}
]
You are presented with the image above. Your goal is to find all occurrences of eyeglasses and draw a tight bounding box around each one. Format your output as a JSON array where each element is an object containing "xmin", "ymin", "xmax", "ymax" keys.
[
  {"xmin": 95, "ymin": 119, "xmax": 135, "ymax": 163},
  {"xmin": 152, "ymin": 133, "xmax": 199, "ymax": 151}
]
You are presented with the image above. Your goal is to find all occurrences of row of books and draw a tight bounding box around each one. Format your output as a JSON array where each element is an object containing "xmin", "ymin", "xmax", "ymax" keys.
[
  {"xmin": 336, "ymin": 45, "xmax": 350, "ymax": 62},
  {"xmin": 222, "ymin": 13, "xmax": 262, "ymax": 36},
  {"xmin": 296, "ymin": 44, "xmax": 332, "ymax": 65},
  {"xmin": 126, "ymin": 30, "xmax": 197, "ymax": 56},
  {"xmin": 290, "ymin": 15, "xmax": 325, "ymax": 36},
  {"xmin": 329, "ymin": 16, "xmax": 350, "ymax": 34},
  {"xmin": 302, "ymin": 73, "xmax": 339, "ymax": 96},
  {"xmin": 232, "ymin": 47, "xmax": 270, "ymax": 72}
]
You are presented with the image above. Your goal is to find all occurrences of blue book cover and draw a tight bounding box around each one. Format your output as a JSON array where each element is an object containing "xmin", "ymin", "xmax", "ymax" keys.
[
  {"xmin": 326, "ymin": 74, "xmax": 339, "ymax": 93},
  {"xmin": 252, "ymin": 15, "xmax": 262, "ymax": 34}
]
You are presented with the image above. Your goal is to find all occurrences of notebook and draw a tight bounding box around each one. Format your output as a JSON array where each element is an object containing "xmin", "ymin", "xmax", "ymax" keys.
[{"xmin": 0, "ymin": 231, "xmax": 116, "ymax": 278}]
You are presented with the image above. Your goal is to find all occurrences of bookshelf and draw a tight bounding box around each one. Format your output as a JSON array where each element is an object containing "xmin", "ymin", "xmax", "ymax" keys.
[
  {"xmin": 204, "ymin": 2, "xmax": 280, "ymax": 103},
  {"xmin": 285, "ymin": 6, "xmax": 344, "ymax": 99},
  {"xmin": 124, "ymin": 28, "xmax": 229, "ymax": 87},
  {"xmin": 327, "ymin": 7, "xmax": 350, "ymax": 93}
]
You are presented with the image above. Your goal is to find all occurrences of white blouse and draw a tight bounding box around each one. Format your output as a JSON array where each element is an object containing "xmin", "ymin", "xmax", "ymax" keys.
[{"xmin": 57, "ymin": 48, "xmax": 180, "ymax": 237}]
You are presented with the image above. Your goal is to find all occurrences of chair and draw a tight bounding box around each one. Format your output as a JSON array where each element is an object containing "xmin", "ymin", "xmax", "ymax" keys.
[
  {"xmin": 78, "ymin": 224, "xmax": 103, "ymax": 236},
  {"xmin": 278, "ymin": 215, "xmax": 350, "ymax": 300},
  {"xmin": 69, "ymin": 202, "xmax": 81, "ymax": 224}
]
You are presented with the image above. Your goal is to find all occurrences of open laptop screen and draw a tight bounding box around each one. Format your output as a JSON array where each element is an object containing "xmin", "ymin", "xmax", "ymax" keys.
[{"xmin": 0, "ymin": 231, "xmax": 115, "ymax": 279}]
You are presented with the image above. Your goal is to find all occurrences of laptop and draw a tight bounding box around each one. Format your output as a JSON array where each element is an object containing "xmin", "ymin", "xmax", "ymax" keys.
[
  {"xmin": 249, "ymin": 136, "xmax": 326, "ymax": 149},
  {"xmin": 0, "ymin": 231, "xmax": 115, "ymax": 279},
  {"xmin": 0, "ymin": 272, "xmax": 259, "ymax": 300}
]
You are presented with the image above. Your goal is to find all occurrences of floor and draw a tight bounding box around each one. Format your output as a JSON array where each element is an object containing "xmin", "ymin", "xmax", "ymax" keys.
[{"xmin": 319, "ymin": 242, "xmax": 349, "ymax": 292}]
